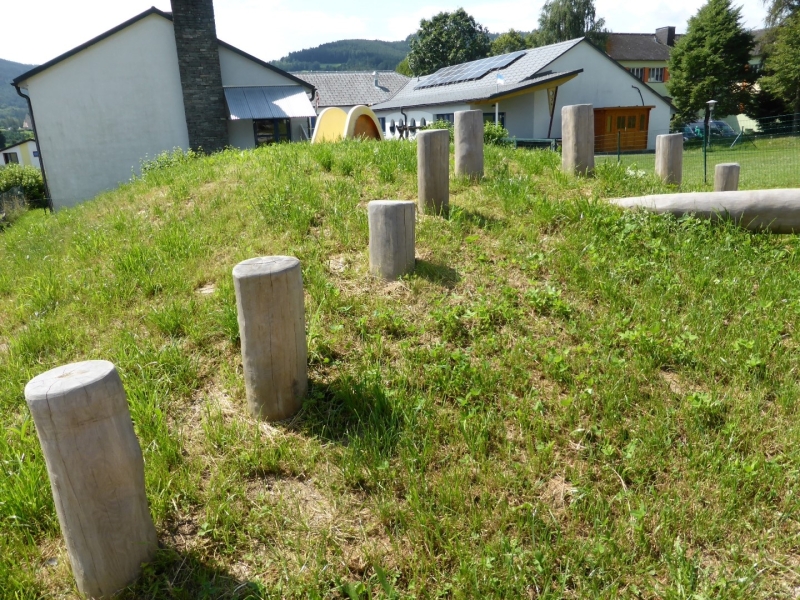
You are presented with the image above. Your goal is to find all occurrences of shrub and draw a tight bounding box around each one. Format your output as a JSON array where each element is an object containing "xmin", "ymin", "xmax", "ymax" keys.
[
  {"xmin": 0, "ymin": 164, "xmax": 45, "ymax": 208},
  {"xmin": 484, "ymin": 121, "xmax": 510, "ymax": 146},
  {"xmin": 422, "ymin": 119, "xmax": 454, "ymax": 141},
  {"xmin": 140, "ymin": 148, "xmax": 200, "ymax": 177}
]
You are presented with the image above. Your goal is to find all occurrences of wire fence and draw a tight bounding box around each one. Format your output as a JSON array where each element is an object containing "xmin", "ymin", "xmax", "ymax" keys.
[
  {"xmin": 0, "ymin": 186, "xmax": 26, "ymax": 223},
  {"xmin": 593, "ymin": 114, "xmax": 800, "ymax": 190}
]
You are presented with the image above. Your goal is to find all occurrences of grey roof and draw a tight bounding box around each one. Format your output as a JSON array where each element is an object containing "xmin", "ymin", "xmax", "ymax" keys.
[
  {"xmin": 372, "ymin": 38, "xmax": 584, "ymax": 111},
  {"xmin": 291, "ymin": 71, "xmax": 409, "ymax": 108},
  {"xmin": 605, "ymin": 33, "xmax": 683, "ymax": 61},
  {"xmin": 224, "ymin": 86, "xmax": 316, "ymax": 120}
]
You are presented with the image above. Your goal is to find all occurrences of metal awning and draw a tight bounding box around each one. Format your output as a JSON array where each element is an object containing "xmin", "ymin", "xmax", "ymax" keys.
[{"xmin": 224, "ymin": 86, "xmax": 316, "ymax": 120}]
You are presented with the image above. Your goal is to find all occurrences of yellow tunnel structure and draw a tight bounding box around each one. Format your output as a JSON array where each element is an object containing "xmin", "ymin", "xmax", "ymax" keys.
[{"xmin": 312, "ymin": 105, "xmax": 383, "ymax": 143}]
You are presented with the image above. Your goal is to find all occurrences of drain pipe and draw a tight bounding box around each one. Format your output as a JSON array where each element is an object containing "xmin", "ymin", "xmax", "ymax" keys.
[
  {"xmin": 400, "ymin": 107, "xmax": 409, "ymax": 139},
  {"xmin": 14, "ymin": 84, "xmax": 52, "ymax": 211},
  {"xmin": 631, "ymin": 85, "xmax": 645, "ymax": 106}
]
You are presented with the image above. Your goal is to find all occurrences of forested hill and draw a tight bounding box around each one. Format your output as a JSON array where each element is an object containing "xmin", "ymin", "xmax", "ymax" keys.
[
  {"xmin": 273, "ymin": 39, "xmax": 410, "ymax": 72},
  {"xmin": 0, "ymin": 58, "xmax": 36, "ymax": 130}
]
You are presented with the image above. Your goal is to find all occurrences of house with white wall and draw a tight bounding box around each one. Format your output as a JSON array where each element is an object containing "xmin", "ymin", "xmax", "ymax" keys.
[
  {"xmin": 11, "ymin": 1, "xmax": 316, "ymax": 209},
  {"xmin": 1, "ymin": 139, "xmax": 39, "ymax": 168},
  {"xmin": 371, "ymin": 38, "xmax": 673, "ymax": 152}
]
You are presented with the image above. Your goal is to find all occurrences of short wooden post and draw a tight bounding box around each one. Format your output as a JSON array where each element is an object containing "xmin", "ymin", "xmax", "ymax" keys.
[
  {"xmin": 417, "ymin": 129, "xmax": 450, "ymax": 215},
  {"xmin": 714, "ymin": 163, "xmax": 740, "ymax": 191},
  {"xmin": 24, "ymin": 360, "xmax": 157, "ymax": 599},
  {"xmin": 561, "ymin": 104, "xmax": 594, "ymax": 176},
  {"xmin": 233, "ymin": 256, "xmax": 308, "ymax": 421},
  {"xmin": 368, "ymin": 200, "xmax": 416, "ymax": 280},
  {"xmin": 454, "ymin": 110, "xmax": 484, "ymax": 179},
  {"xmin": 655, "ymin": 133, "xmax": 684, "ymax": 185}
]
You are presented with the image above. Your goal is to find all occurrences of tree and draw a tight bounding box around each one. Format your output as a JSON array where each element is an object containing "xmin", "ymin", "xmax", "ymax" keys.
[
  {"xmin": 533, "ymin": 0, "xmax": 607, "ymax": 47},
  {"xmin": 760, "ymin": 12, "xmax": 800, "ymax": 131},
  {"xmin": 491, "ymin": 30, "xmax": 530, "ymax": 56},
  {"xmin": 0, "ymin": 130, "xmax": 6, "ymax": 150},
  {"xmin": 395, "ymin": 57, "xmax": 412, "ymax": 76},
  {"xmin": 667, "ymin": 0, "xmax": 755, "ymax": 123},
  {"xmin": 407, "ymin": 9, "xmax": 491, "ymax": 76},
  {"xmin": 763, "ymin": 0, "xmax": 799, "ymax": 26}
]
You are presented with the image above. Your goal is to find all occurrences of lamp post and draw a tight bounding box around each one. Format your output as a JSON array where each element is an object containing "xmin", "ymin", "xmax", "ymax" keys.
[{"xmin": 704, "ymin": 99, "xmax": 717, "ymax": 184}]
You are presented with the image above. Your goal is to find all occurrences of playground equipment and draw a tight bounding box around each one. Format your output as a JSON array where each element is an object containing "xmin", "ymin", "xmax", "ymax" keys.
[{"xmin": 312, "ymin": 105, "xmax": 383, "ymax": 143}]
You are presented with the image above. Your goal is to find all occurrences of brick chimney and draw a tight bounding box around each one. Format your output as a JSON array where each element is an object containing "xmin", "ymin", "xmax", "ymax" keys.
[
  {"xmin": 170, "ymin": 0, "xmax": 228, "ymax": 152},
  {"xmin": 655, "ymin": 26, "xmax": 676, "ymax": 47}
]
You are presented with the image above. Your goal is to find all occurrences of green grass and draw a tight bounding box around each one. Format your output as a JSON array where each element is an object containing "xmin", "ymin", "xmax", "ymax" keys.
[
  {"xmin": 2, "ymin": 141, "xmax": 800, "ymax": 598},
  {"xmin": 597, "ymin": 135, "xmax": 800, "ymax": 190}
]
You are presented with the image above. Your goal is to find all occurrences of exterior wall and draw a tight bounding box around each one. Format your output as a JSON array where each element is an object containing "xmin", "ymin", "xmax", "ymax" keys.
[
  {"xmin": 374, "ymin": 103, "xmax": 471, "ymax": 138},
  {"xmin": 23, "ymin": 14, "xmax": 189, "ymax": 208},
  {"xmin": 219, "ymin": 48, "xmax": 299, "ymax": 87},
  {"xmin": 228, "ymin": 119, "xmax": 255, "ymax": 149},
  {"xmin": 2, "ymin": 141, "xmax": 39, "ymax": 168},
  {"xmin": 616, "ymin": 60, "xmax": 671, "ymax": 98},
  {"xmin": 548, "ymin": 42, "xmax": 672, "ymax": 149},
  {"xmin": 475, "ymin": 92, "xmax": 536, "ymax": 139}
]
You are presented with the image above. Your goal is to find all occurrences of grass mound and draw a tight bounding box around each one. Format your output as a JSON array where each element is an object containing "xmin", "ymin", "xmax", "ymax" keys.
[{"xmin": 2, "ymin": 141, "xmax": 799, "ymax": 598}]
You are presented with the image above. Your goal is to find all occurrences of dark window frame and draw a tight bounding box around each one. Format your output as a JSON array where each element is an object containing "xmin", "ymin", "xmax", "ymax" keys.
[{"xmin": 253, "ymin": 118, "xmax": 292, "ymax": 146}]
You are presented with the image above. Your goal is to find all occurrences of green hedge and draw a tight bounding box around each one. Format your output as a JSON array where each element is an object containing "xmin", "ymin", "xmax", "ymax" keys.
[{"xmin": 0, "ymin": 164, "xmax": 46, "ymax": 208}]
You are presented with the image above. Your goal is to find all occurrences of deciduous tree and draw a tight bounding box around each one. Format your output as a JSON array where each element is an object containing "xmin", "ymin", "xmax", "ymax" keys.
[
  {"xmin": 533, "ymin": 0, "xmax": 607, "ymax": 47},
  {"xmin": 407, "ymin": 9, "xmax": 491, "ymax": 76},
  {"xmin": 491, "ymin": 30, "xmax": 530, "ymax": 56},
  {"xmin": 667, "ymin": 0, "xmax": 755, "ymax": 123},
  {"xmin": 760, "ymin": 12, "xmax": 800, "ymax": 130}
]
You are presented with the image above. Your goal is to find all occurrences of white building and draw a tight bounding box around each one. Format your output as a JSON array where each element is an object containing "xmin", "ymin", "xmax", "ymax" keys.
[
  {"xmin": 11, "ymin": 3, "xmax": 316, "ymax": 209},
  {"xmin": 372, "ymin": 38, "xmax": 673, "ymax": 152},
  {"xmin": 1, "ymin": 139, "xmax": 39, "ymax": 169}
]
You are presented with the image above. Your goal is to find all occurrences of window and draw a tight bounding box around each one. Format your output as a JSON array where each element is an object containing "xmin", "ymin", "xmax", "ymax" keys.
[
  {"xmin": 629, "ymin": 67, "xmax": 645, "ymax": 81},
  {"xmin": 639, "ymin": 114, "xmax": 646, "ymax": 130},
  {"xmin": 3, "ymin": 152, "xmax": 19, "ymax": 164},
  {"xmin": 378, "ymin": 117, "xmax": 386, "ymax": 132},
  {"xmin": 483, "ymin": 113, "xmax": 506, "ymax": 128},
  {"xmin": 420, "ymin": 117, "xmax": 427, "ymax": 127},
  {"xmin": 627, "ymin": 116, "xmax": 636, "ymax": 129},
  {"xmin": 649, "ymin": 67, "xmax": 664, "ymax": 83},
  {"xmin": 435, "ymin": 113, "xmax": 455, "ymax": 123},
  {"xmin": 390, "ymin": 119, "xmax": 396, "ymax": 133},
  {"xmin": 254, "ymin": 119, "xmax": 291, "ymax": 146},
  {"xmin": 617, "ymin": 116, "xmax": 626, "ymax": 130}
]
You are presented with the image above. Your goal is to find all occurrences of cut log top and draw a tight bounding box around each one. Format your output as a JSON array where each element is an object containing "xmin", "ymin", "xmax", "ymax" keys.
[
  {"xmin": 369, "ymin": 200, "xmax": 415, "ymax": 208},
  {"xmin": 233, "ymin": 256, "xmax": 301, "ymax": 279},
  {"xmin": 25, "ymin": 360, "xmax": 117, "ymax": 402},
  {"xmin": 24, "ymin": 360, "xmax": 129, "ymax": 434}
]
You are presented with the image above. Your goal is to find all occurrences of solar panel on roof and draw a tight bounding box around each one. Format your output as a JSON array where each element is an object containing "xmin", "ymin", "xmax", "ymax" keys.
[{"xmin": 414, "ymin": 51, "xmax": 527, "ymax": 90}]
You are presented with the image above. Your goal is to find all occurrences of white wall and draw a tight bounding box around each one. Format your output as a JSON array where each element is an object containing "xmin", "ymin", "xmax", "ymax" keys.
[
  {"xmin": 219, "ymin": 47, "xmax": 300, "ymax": 87},
  {"xmin": 478, "ymin": 93, "xmax": 536, "ymax": 139},
  {"xmin": 374, "ymin": 104, "xmax": 471, "ymax": 138},
  {"xmin": 546, "ymin": 41, "xmax": 672, "ymax": 149},
  {"xmin": 228, "ymin": 119, "xmax": 255, "ymax": 149},
  {"xmin": 23, "ymin": 14, "xmax": 189, "ymax": 208}
]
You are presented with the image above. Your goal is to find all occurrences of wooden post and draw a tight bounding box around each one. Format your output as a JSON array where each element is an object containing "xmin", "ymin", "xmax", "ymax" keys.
[
  {"xmin": 454, "ymin": 110, "xmax": 484, "ymax": 179},
  {"xmin": 561, "ymin": 104, "xmax": 594, "ymax": 176},
  {"xmin": 714, "ymin": 163, "xmax": 740, "ymax": 191},
  {"xmin": 368, "ymin": 200, "xmax": 416, "ymax": 280},
  {"xmin": 233, "ymin": 256, "xmax": 308, "ymax": 421},
  {"xmin": 655, "ymin": 133, "xmax": 683, "ymax": 185},
  {"xmin": 417, "ymin": 129, "xmax": 449, "ymax": 215},
  {"xmin": 24, "ymin": 360, "xmax": 157, "ymax": 599}
]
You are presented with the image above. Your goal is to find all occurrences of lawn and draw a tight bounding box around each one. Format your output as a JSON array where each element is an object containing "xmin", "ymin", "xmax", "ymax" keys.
[
  {"xmin": 596, "ymin": 135, "xmax": 800, "ymax": 190},
  {"xmin": 2, "ymin": 141, "xmax": 800, "ymax": 598}
]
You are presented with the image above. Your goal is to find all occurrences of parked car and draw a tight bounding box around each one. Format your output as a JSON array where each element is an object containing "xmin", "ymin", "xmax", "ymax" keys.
[{"xmin": 686, "ymin": 120, "xmax": 737, "ymax": 139}]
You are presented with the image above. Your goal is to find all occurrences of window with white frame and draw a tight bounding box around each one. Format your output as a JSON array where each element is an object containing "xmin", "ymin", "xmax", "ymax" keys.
[
  {"xmin": 649, "ymin": 67, "xmax": 665, "ymax": 82},
  {"xmin": 629, "ymin": 67, "xmax": 645, "ymax": 81}
]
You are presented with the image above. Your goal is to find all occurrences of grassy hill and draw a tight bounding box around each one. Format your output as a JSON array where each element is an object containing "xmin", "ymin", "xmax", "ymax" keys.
[
  {"xmin": 0, "ymin": 58, "xmax": 36, "ymax": 130},
  {"xmin": 273, "ymin": 39, "xmax": 410, "ymax": 72},
  {"xmin": 2, "ymin": 142, "xmax": 800, "ymax": 597}
]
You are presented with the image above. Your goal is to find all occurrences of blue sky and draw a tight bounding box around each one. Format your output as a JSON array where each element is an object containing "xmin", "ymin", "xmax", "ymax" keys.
[{"xmin": 4, "ymin": 0, "xmax": 769, "ymax": 65}]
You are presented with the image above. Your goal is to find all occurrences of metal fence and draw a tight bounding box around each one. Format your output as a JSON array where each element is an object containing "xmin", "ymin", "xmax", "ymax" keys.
[
  {"xmin": 594, "ymin": 114, "xmax": 800, "ymax": 190},
  {"xmin": 0, "ymin": 186, "xmax": 26, "ymax": 220}
]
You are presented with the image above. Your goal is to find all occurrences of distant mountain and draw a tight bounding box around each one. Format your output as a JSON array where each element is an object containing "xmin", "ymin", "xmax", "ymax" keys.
[
  {"xmin": 273, "ymin": 39, "xmax": 411, "ymax": 72},
  {"xmin": 0, "ymin": 58, "xmax": 36, "ymax": 130}
]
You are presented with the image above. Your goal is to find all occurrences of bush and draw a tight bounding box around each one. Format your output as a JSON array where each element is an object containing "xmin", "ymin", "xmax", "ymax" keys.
[
  {"xmin": 422, "ymin": 119, "xmax": 454, "ymax": 141},
  {"xmin": 484, "ymin": 121, "xmax": 510, "ymax": 146},
  {"xmin": 140, "ymin": 148, "xmax": 200, "ymax": 177},
  {"xmin": 0, "ymin": 164, "xmax": 45, "ymax": 208}
]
